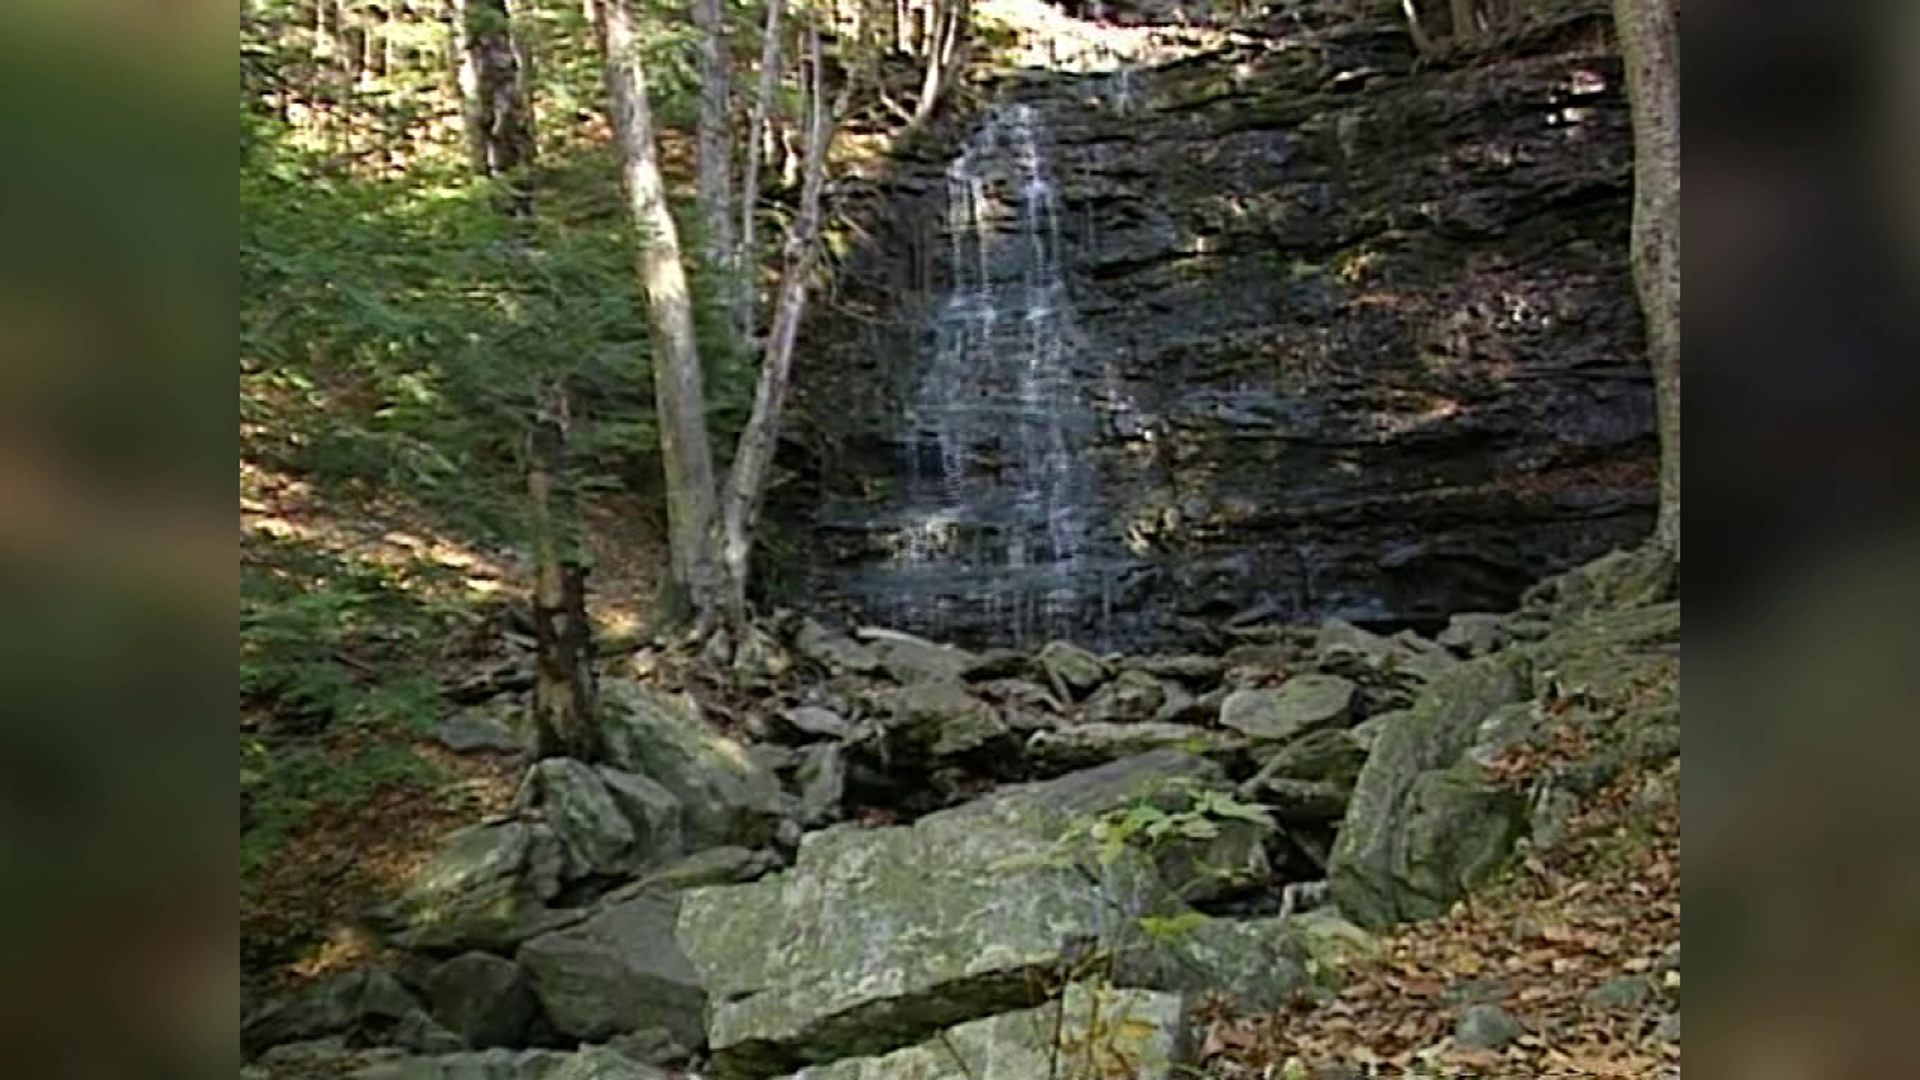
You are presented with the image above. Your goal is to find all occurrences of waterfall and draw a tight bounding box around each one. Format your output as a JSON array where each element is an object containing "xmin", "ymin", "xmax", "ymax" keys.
[{"xmin": 873, "ymin": 102, "xmax": 1111, "ymax": 645}]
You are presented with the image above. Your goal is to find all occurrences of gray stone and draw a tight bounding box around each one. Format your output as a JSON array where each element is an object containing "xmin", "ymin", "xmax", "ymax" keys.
[
  {"xmin": 1037, "ymin": 640, "xmax": 1111, "ymax": 699},
  {"xmin": 385, "ymin": 822, "xmax": 571, "ymax": 954},
  {"xmin": 598, "ymin": 679, "xmax": 783, "ymax": 849},
  {"xmin": 434, "ymin": 705, "xmax": 525, "ymax": 754},
  {"xmin": 795, "ymin": 743, "xmax": 848, "ymax": 826},
  {"xmin": 242, "ymin": 970, "xmax": 427, "ymax": 1057},
  {"xmin": 780, "ymin": 706, "xmax": 855, "ymax": 741},
  {"xmin": 1219, "ymin": 674, "xmax": 1357, "ymax": 741},
  {"xmin": 1251, "ymin": 778, "xmax": 1350, "ymax": 823},
  {"xmin": 1466, "ymin": 701, "xmax": 1542, "ymax": 767},
  {"xmin": 1438, "ymin": 613, "xmax": 1508, "ymax": 657},
  {"xmin": 1328, "ymin": 654, "xmax": 1534, "ymax": 929},
  {"xmin": 426, "ymin": 953, "xmax": 539, "ymax": 1049},
  {"xmin": 794, "ymin": 620, "xmax": 882, "ymax": 675},
  {"xmin": 784, "ymin": 982, "xmax": 1187, "ymax": 1080},
  {"xmin": 525, "ymin": 760, "xmax": 636, "ymax": 879},
  {"xmin": 1314, "ymin": 620, "xmax": 1396, "ymax": 667},
  {"xmin": 1081, "ymin": 668, "xmax": 1173, "ymax": 723},
  {"xmin": 1119, "ymin": 918, "xmax": 1308, "ymax": 1014},
  {"xmin": 1348, "ymin": 710, "xmax": 1405, "ymax": 752},
  {"xmin": 634, "ymin": 845, "xmax": 778, "ymax": 891},
  {"xmin": 595, "ymin": 770, "xmax": 685, "ymax": 865},
  {"xmin": 1027, "ymin": 722, "xmax": 1245, "ymax": 775},
  {"xmin": 515, "ymin": 890, "xmax": 706, "ymax": 1049},
  {"xmin": 1317, "ymin": 620, "xmax": 1462, "ymax": 687},
  {"xmin": 1654, "ymin": 1011, "xmax": 1681, "ymax": 1043},
  {"xmin": 395, "ymin": 1011, "xmax": 466, "ymax": 1054},
  {"xmin": 1241, "ymin": 729, "xmax": 1368, "ymax": 792},
  {"xmin": 1453, "ymin": 1003, "xmax": 1523, "ymax": 1050},
  {"xmin": 259, "ymin": 1037, "xmax": 351, "ymax": 1067},
  {"xmin": 856, "ymin": 626, "xmax": 977, "ymax": 684},
  {"xmin": 346, "ymin": 1047, "xmax": 671, "ymax": 1080},
  {"xmin": 1585, "ymin": 975, "xmax": 1653, "ymax": 1010},
  {"xmin": 885, "ymin": 679, "xmax": 1010, "ymax": 759},
  {"xmin": 1147, "ymin": 682, "xmax": 1199, "ymax": 725},
  {"xmin": 1153, "ymin": 817, "xmax": 1272, "ymax": 905},
  {"xmin": 1526, "ymin": 782, "xmax": 1580, "ymax": 854},
  {"xmin": 748, "ymin": 744, "xmax": 800, "ymax": 774},
  {"xmin": 677, "ymin": 751, "xmax": 1220, "ymax": 1077},
  {"xmin": 607, "ymin": 1026, "xmax": 688, "ymax": 1067},
  {"xmin": 1128, "ymin": 654, "xmax": 1227, "ymax": 685}
]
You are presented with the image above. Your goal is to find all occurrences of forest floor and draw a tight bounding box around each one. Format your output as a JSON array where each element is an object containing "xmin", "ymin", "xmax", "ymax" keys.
[
  {"xmin": 1201, "ymin": 700, "xmax": 1682, "ymax": 1080},
  {"xmin": 239, "ymin": 459, "xmax": 666, "ymax": 987}
]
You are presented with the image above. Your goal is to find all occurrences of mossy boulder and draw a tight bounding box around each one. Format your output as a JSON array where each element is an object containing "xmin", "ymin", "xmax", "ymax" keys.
[
  {"xmin": 676, "ymin": 751, "xmax": 1221, "ymax": 1078},
  {"xmin": 1327, "ymin": 653, "xmax": 1533, "ymax": 929}
]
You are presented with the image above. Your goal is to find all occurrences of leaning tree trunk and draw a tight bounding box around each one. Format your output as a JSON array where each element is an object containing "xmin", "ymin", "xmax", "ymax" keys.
[
  {"xmin": 1613, "ymin": 0, "xmax": 1681, "ymax": 561},
  {"xmin": 599, "ymin": 0, "xmax": 725, "ymax": 620},
  {"xmin": 453, "ymin": 0, "xmax": 537, "ymax": 214},
  {"xmin": 692, "ymin": 0, "xmax": 737, "ymax": 298},
  {"xmin": 718, "ymin": 20, "xmax": 844, "ymax": 614}
]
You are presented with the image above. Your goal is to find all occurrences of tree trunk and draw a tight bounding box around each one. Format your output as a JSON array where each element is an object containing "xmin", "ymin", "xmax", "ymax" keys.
[
  {"xmin": 737, "ymin": 0, "xmax": 787, "ymax": 339},
  {"xmin": 454, "ymin": 0, "xmax": 537, "ymax": 214},
  {"xmin": 1613, "ymin": 0, "xmax": 1681, "ymax": 560},
  {"xmin": 718, "ymin": 20, "xmax": 844, "ymax": 613},
  {"xmin": 908, "ymin": 0, "xmax": 966, "ymax": 128},
  {"xmin": 599, "ymin": 0, "xmax": 726, "ymax": 619},
  {"xmin": 692, "ymin": 0, "xmax": 737, "ymax": 292},
  {"xmin": 527, "ymin": 388, "xmax": 602, "ymax": 761}
]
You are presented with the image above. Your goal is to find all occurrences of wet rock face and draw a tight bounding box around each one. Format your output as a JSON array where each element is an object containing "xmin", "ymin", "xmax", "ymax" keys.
[{"xmin": 780, "ymin": 11, "xmax": 1656, "ymax": 649}]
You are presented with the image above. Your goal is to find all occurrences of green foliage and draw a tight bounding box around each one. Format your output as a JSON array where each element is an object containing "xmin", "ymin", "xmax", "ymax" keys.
[{"xmin": 1064, "ymin": 778, "xmax": 1277, "ymax": 869}]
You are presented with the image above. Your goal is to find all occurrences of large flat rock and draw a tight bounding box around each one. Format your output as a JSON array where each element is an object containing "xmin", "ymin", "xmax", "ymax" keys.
[{"xmin": 677, "ymin": 751, "xmax": 1220, "ymax": 1077}]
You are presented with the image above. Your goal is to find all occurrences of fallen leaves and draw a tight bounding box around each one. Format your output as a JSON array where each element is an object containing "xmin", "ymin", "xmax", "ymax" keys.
[{"xmin": 1199, "ymin": 730, "xmax": 1680, "ymax": 1080}]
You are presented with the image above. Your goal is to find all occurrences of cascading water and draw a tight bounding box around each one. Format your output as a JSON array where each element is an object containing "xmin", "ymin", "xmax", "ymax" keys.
[{"xmin": 861, "ymin": 102, "xmax": 1119, "ymax": 645}]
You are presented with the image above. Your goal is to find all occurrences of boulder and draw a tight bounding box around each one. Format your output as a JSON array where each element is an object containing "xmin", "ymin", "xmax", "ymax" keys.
[
  {"xmin": 1117, "ymin": 917, "xmax": 1308, "ymax": 1014},
  {"xmin": 425, "ymin": 953, "xmax": 539, "ymax": 1049},
  {"xmin": 1218, "ymin": 674, "xmax": 1357, "ymax": 741},
  {"xmin": 1327, "ymin": 654, "xmax": 1533, "ymax": 929},
  {"xmin": 1036, "ymin": 640, "xmax": 1110, "ymax": 699},
  {"xmin": 794, "ymin": 620, "xmax": 882, "ymax": 675},
  {"xmin": 884, "ymin": 680, "xmax": 1010, "ymax": 759},
  {"xmin": 1027, "ymin": 722, "xmax": 1245, "ymax": 776},
  {"xmin": 676, "ymin": 751, "xmax": 1220, "ymax": 1077},
  {"xmin": 777, "ymin": 706, "xmax": 855, "ymax": 742},
  {"xmin": 434, "ymin": 702, "xmax": 525, "ymax": 754},
  {"xmin": 386, "ymin": 822, "xmax": 571, "ymax": 954},
  {"xmin": 523, "ymin": 760, "xmax": 637, "ymax": 880},
  {"xmin": 1081, "ymin": 668, "xmax": 1173, "ymax": 724},
  {"xmin": 1254, "ymin": 778, "xmax": 1351, "ymax": 824},
  {"xmin": 782, "ymin": 982, "xmax": 1187, "ymax": 1080},
  {"xmin": 632, "ymin": 846, "xmax": 778, "ymax": 892},
  {"xmin": 1126, "ymin": 654, "xmax": 1227, "ymax": 686},
  {"xmin": 515, "ymin": 889, "xmax": 707, "ymax": 1049},
  {"xmin": 1316, "ymin": 620, "xmax": 1461, "ymax": 688},
  {"xmin": 1437, "ymin": 613, "xmax": 1507, "ymax": 657},
  {"xmin": 856, "ymin": 627, "xmax": 977, "ymax": 684},
  {"xmin": 1240, "ymin": 729, "xmax": 1368, "ymax": 794},
  {"xmin": 242, "ymin": 970, "xmax": 449, "ymax": 1058},
  {"xmin": 598, "ymin": 679, "xmax": 783, "ymax": 849},
  {"xmin": 795, "ymin": 743, "xmax": 848, "ymax": 827}
]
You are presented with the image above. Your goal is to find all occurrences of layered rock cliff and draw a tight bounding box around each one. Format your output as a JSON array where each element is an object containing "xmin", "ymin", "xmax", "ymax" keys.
[{"xmin": 775, "ymin": 2, "xmax": 1655, "ymax": 648}]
